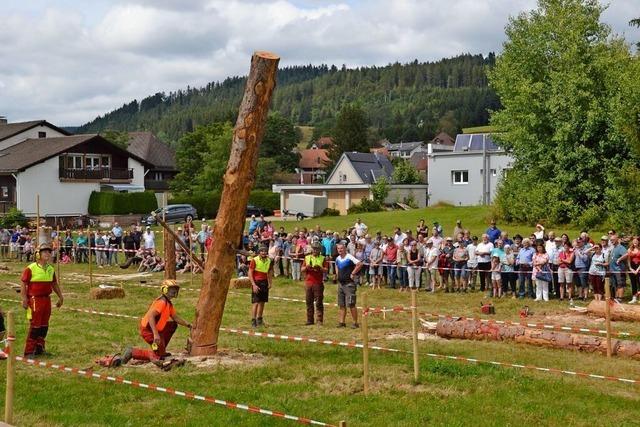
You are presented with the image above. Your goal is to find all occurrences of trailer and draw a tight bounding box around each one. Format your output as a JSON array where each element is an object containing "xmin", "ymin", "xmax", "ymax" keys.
[{"xmin": 283, "ymin": 194, "xmax": 328, "ymax": 220}]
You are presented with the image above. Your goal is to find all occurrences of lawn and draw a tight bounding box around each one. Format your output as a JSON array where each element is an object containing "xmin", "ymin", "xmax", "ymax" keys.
[
  {"xmin": 0, "ymin": 252, "xmax": 639, "ymax": 426},
  {"xmin": 270, "ymin": 205, "xmax": 602, "ymax": 240}
]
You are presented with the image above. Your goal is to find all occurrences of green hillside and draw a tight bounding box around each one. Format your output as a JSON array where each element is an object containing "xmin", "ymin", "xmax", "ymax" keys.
[{"xmin": 78, "ymin": 54, "xmax": 499, "ymax": 144}]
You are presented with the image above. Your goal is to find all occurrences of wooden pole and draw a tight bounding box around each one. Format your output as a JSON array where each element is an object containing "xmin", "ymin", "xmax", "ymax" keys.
[
  {"xmin": 189, "ymin": 229, "xmax": 194, "ymax": 286},
  {"xmin": 56, "ymin": 226, "xmax": 61, "ymax": 285},
  {"xmin": 162, "ymin": 193, "xmax": 167, "ymax": 258},
  {"xmin": 35, "ymin": 194, "xmax": 40, "ymax": 248},
  {"xmin": 87, "ymin": 226, "xmax": 93, "ymax": 288},
  {"xmin": 155, "ymin": 214, "xmax": 203, "ymax": 271},
  {"xmin": 4, "ymin": 311, "xmax": 16, "ymax": 425},
  {"xmin": 604, "ymin": 277, "xmax": 612, "ymax": 358},
  {"xmin": 190, "ymin": 51, "xmax": 279, "ymax": 356},
  {"xmin": 339, "ymin": 421, "xmax": 347, "ymax": 427},
  {"xmin": 164, "ymin": 225, "xmax": 176, "ymax": 280},
  {"xmin": 411, "ymin": 290, "xmax": 420, "ymax": 383},
  {"xmin": 362, "ymin": 292, "xmax": 370, "ymax": 395}
]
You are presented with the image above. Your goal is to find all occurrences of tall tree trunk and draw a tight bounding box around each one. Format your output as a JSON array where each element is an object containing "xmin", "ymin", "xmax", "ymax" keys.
[{"xmin": 189, "ymin": 51, "xmax": 280, "ymax": 356}]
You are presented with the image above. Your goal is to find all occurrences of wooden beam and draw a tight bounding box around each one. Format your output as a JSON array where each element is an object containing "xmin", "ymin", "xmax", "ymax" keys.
[
  {"xmin": 153, "ymin": 213, "xmax": 204, "ymax": 271},
  {"xmin": 189, "ymin": 51, "xmax": 279, "ymax": 356}
]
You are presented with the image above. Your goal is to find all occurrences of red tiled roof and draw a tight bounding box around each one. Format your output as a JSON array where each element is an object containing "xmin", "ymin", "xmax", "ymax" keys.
[
  {"xmin": 299, "ymin": 148, "xmax": 330, "ymax": 169},
  {"xmin": 315, "ymin": 137, "xmax": 333, "ymax": 148},
  {"xmin": 370, "ymin": 147, "xmax": 390, "ymax": 157},
  {"xmin": 431, "ymin": 132, "xmax": 454, "ymax": 146}
]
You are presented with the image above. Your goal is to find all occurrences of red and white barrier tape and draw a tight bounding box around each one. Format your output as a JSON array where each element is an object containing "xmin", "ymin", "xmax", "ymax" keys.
[
  {"xmin": 14, "ymin": 355, "xmax": 335, "ymax": 426},
  {"xmin": 112, "ymin": 282, "xmax": 635, "ymax": 339},
  {"xmin": 2, "ymin": 296, "xmax": 637, "ymax": 387}
]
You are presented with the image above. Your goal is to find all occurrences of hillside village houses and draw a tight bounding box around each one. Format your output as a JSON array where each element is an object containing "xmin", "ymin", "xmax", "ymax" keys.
[{"xmin": 0, "ymin": 117, "xmax": 176, "ymax": 218}]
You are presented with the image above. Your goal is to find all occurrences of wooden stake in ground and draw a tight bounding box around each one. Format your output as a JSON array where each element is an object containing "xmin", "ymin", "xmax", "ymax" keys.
[
  {"xmin": 604, "ymin": 278, "xmax": 612, "ymax": 358},
  {"xmin": 410, "ymin": 290, "xmax": 420, "ymax": 383},
  {"xmin": 87, "ymin": 225, "xmax": 93, "ymax": 288},
  {"xmin": 35, "ymin": 194, "xmax": 40, "ymax": 248},
  {"xmin": 154, "ymin": 214, "xmax": 202, "ymax": 271},
  {"xmin": 362, "ymin": 292, "xmax": 370, "ymax": 395},
  {"xmin": 164, "ymin": 225, "xmax": 176, "ymax": 280},
  {"xmin": 189, "ymin": 51, "xmax": 279, "ymax": 356},
  {"xmin": 56, "ymin": 226, "xmax": 61, "ymax": 287},
  {"xmin": 4, "ymin": 311, "xmax": 15, "ymax": 425}
]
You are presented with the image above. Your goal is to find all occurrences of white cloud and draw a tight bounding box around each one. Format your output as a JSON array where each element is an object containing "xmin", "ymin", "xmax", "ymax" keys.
[{"xmin": 0, "ymin": 0, "xmax": 637, "ymax": 125}]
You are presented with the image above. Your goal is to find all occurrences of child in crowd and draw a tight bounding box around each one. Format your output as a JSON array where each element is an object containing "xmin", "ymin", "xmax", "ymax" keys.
[{"xmin": 491, "ymin": 254, "xmax": 502, "ymax": 298}]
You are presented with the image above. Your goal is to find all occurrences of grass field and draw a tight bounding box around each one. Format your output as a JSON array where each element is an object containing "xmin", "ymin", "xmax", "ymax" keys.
[
  {"xmin": 271, "ymin": 205, "xmax": 601, "ymax": 240},
  {"xmin": 0, "ymin": 206, "xmax": 633, "ymax": 426}
]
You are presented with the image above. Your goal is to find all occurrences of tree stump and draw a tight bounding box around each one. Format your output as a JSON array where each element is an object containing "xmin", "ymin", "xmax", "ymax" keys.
[
  {"xmin": 434, "ymin": 318, "xmax": 640, "ymax": 359},
  {"xmin": 189, "ymin": 51, "xmax": 280, "ymax": 356}
]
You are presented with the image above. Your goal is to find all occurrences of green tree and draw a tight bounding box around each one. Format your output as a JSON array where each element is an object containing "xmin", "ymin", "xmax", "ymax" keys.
[
  {"xmin": 170, "ymin": 123, "xmax": 233, "ymax": 194},
  {"xmin": 489, "ymin": 0, "xmax": 633, "ymax": 224},
  {"xmin": 260, "ymin": 113, "xmax": 300, "ymax": 172},
  {"xmin": 631, "ymin": 18, "xmax": 640, "ymax": 48},
  {"xmin": 255, "ymin": 158, "xmax": 280, "ymax": 189},
  {"xmin": 371, "ymin": 176, "xmax": 390, "ymax": 204},
  {"xmin": 329, "ymin": 104, "xmax": 370, "ymax": 163},
  {"xmin": 101, "ymin": 129, "xmax": 130, "ymax": 149},
  {"xmin": 392, "ymin": 160, "xmax": 422, "ymax": 184}
]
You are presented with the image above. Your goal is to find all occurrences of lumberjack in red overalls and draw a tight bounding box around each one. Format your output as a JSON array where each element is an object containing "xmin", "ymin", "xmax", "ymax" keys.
[
  {"xmin": 122, "ymin": 280, "xmax": 191, "ymax": 363},
  {"xmin": 21, "ymin": 243, "xmax": 64, "ymax": 357}
]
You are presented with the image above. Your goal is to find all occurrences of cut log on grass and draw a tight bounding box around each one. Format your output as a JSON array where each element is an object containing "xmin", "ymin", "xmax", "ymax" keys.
[
  {"xmin": 190, "ymin": 51, "xmax": 279, "ymax": 356},
  {"xmin": 90, "ymin": 286, "xmax": 126, "ymax": 300},
  {"xmin": 586, "ymin": 300, "xmax": 640, "ymax": 322},
  {"xmin": 230, "ymin": 277, "xmax": 252, "ymax": 289},
  {"xmin": 435, "ymin": 318, "xmax": 640, "ymax": 359}
]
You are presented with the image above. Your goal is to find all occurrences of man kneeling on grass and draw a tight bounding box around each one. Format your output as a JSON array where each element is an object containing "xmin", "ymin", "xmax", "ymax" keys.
[
  {"xmin": 122, "ymin": 280, "xmax": 191, "ymax": 364},
  {"xmin": 334, "ymin": 243, "xmax": 363, "ymax": 329}
]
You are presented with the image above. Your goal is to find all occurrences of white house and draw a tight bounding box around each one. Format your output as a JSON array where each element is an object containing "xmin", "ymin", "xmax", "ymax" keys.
[
  {"xmin": 273, "ymin": 152, "xmax": 428, "ymax": 215},
  {"xmin": 427, "ymin": 133, "xmax": 513, "ymax": 206},
  {"xmin": 0, "ymin": 134, "xmax": 149, "ymax": 217}
]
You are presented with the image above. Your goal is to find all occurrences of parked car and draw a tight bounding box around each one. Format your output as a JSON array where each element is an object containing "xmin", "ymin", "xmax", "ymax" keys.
[
  {"xmin": 245, "ymin": 205, "xmax": 273, "ymax": 217},
  {"xmin": 143, "ymin": 204, "xmax": 198, "ymax": 225}
]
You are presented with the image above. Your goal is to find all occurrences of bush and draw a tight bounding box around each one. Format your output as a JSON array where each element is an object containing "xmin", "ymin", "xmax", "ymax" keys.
[
  {"xmin": 248, "ymin": 190, "xmax": 279, "ymax": 211},
  {"xmin": 88, "ymin": 191, "xmax": 158, "ymax": 215},
  {"xmin": 0, "ymin": 208, "xmax": 28, "ymax": 228},
  {"xmin": 320, "ymin": 208, "xmax": 340, "ymax": 217},
  {"xmin": 347, "ymin": 198, "xmax": 383, "ymax": 214}
]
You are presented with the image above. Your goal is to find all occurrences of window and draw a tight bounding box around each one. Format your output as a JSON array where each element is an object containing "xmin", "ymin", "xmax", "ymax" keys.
[
  {"xmin": 101, "ymin": 156, "xmax": 110, "ymax": 169},
  {"xmin": 491, "ymin": 169, "xmax": 497, "ymax": 177},
  {"xmin": 38, "ymin": 131, "xmax": 46, "ymax": 138},
  {"xmin": 66, "ymin": 155, "xmax": 83, "ymax": 169},
  {"xmin": 154, "ymin": 172, "xmax": 164, "ymax": 181},
  {"xmin": 1, "ymin": 187, "xmax": 7, "ymax": 198},
  {"xmin": 85, "ymin": 156, "xmax": 101, "ymax": 170},
  {"xmin": 452, "ymin": 170, "xmax": 469, "ymax": 185}
]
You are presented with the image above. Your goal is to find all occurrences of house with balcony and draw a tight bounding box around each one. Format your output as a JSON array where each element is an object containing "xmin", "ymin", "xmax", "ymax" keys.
[
  {"xmin": 0, "ymin": 134, "xmax": 149, "ymax": 216},
  {"xmin": 126, "ymin": 132, "xmax": 177, "ymax": 202}
]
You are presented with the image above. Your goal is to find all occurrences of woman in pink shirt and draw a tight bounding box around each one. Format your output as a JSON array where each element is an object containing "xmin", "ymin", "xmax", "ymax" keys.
[{"xmin": 532, "ymin": 244, "xmax": 550, "ymax": 301}]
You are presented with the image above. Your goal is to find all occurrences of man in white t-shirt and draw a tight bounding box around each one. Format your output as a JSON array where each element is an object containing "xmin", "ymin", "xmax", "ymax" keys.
[
  {"xmin": 393, "ymin": 227, "xmax": 407, "ymax": 247},
  {"xmin": 424, "ymin": 240, "xmax": 440, "ymax": 292},
  {"xmin": 354, "ymin": 219, "xmax": 368, "ymax": 238},
  {"xmin": 475, "ymin": 234, "xmax": 494, "ymax": 292},
  {"xmin": 466, "ymin": 236, "xmax": 478, "ymax": 289},
  {"xmin": 143, "ymin": 227, "xmax": 155, "ymax": 250}
]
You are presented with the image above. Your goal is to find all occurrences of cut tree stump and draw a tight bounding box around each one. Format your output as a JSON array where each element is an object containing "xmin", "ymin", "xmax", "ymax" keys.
[
  {"xmin": 435, "ymin": 318, "xmax": 640, "ymax": 359},
  {"xmin": 230, "ymin": 277, "xmax": 252, "ymax": 289},
  {"xmin": 189, "ymin": 51, "xmax": 280, "ymax": 356},
  {"xmin": 90, "ymin": 287, "xmax": 125, "ymax": 300},
  {"xmin": 587, "ymin": 300, "xmax": 640, "ymax": 322}
]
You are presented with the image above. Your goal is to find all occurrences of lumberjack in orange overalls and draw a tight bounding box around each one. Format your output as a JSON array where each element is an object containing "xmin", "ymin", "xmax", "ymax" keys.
[
  {"xmin": 21, "ymin": 243, "xmax": 64, "ymax": 357},
  {"xmin": 122, "ymin": 280, "xmax": 191, "ymax": 363}
]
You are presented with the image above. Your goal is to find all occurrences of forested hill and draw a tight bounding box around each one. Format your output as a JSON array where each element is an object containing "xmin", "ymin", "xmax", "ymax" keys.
[{"xmin": 78, "ymin": 53, "xmax": 499, "ymax": 144}]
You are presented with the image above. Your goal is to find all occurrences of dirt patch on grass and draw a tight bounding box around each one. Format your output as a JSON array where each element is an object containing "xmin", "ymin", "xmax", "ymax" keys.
[{"xmin": 126, "ymin": 348, "xmax": 274, "ymax": 370}]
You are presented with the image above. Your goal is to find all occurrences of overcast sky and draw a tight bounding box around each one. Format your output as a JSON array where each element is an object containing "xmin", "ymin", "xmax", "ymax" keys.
[{"xmin": 1, "ymin": 0, "xmax": 638, "ymax": 126}]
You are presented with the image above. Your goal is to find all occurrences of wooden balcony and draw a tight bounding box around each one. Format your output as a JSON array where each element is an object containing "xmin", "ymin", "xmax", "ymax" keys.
[{"xmin": 59, "ymin": 168, "xmax": 133, "ymax": 182}]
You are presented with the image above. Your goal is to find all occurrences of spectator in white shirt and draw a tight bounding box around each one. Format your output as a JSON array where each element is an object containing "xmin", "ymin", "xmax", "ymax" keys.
[
  {"xmin": 354, "ymin": 219, "xmax": 368, "ymax": 238},
  {"xmin": 475, "ymin": 234, "xmax": 494, "ymax": 293}
]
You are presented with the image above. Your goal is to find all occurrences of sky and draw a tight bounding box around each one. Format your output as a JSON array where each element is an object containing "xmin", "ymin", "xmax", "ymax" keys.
[{"xmin": 1, "ymin": 0, "xmax": 638, "ymax": 126}]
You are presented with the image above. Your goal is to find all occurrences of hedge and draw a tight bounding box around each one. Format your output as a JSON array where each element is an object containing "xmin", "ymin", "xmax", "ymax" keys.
[
  {"xmin": 88, "ymin": 191, "xmax": 158, "ymax": 215},
  {"xmin": 170, "ymin": 190, "xmax": 279, "ymax": 219}
]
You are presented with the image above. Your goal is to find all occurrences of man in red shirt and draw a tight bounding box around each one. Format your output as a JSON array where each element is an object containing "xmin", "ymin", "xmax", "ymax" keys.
[
  {"xmin": 122, "ymin": 280, "xmax": 191, "ymax": 363},
  {"xmin": 384, "ymin": 238, "xmax": 398, "ymax": 289},
  {"xmin": 21, "ymin": 243, "xmax": 64, "ymax": 357},
  {"xmin": 249, "ymin": 246, "xmax": 273, "ymax": 328},
  {"xmin": 301, "ymin": 243, "xmax": 328, "ymax": 325}
]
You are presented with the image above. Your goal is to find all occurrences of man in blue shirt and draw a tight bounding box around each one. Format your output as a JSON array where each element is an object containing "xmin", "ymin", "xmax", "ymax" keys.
[
  {"xmin": 248, "ymin": 215, "xmax": 259, "ymax": 235},
  {"xmin": 515, "ymin": 238, "xmax": 535, "ymax": 298},
  {"xmin": 334, "ymin": 244, "xmax": 363, "ymax": 329},
  {"xmin": 486, "ymin": 220, "xmax": 501, "ymax": 244},
  {"xmin": 608, "ymin": 235, "xmax": 627, "ymax": 301}
]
